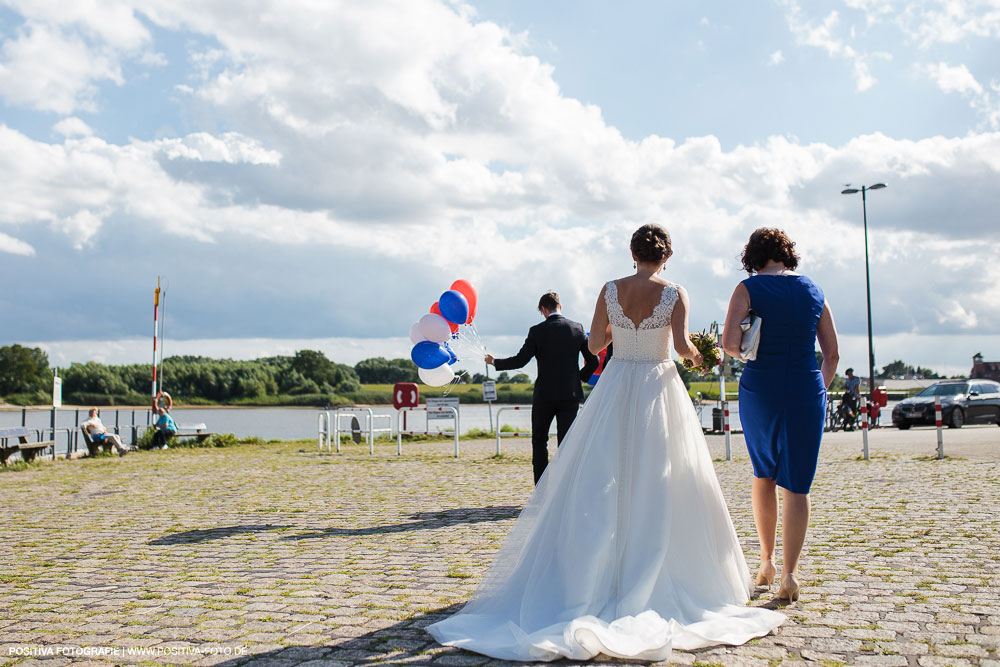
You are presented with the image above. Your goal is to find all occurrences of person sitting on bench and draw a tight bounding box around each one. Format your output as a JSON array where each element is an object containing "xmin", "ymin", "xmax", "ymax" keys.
[
  {"xmin": 153, "ymin": 407, "xmax": 177, "ymax": 450},
  {"xmin": 82, "ymin": 408, "xmax": 128, "ymax": 456}
]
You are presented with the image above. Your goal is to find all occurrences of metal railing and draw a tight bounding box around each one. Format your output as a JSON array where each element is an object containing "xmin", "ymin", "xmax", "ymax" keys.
[
  {"xmin": 396, "ymin": 406, "xmax": 460, "ymax": 458},
  {"xmin": 494, "ymin": 405, "xmax": 535, "ymax": 455},
  {"xmin": 0, "ymin": 407, "xmax": 156, "ymax": 461},
  {"xmin": 317, "ymin": 407, "xmax": 392, "ymax": 454}
]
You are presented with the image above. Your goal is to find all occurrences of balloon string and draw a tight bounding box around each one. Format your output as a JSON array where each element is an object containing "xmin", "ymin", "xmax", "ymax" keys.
[{"xmin": 442, "ymin": 369, "xmax": 467, "ymax": 396}]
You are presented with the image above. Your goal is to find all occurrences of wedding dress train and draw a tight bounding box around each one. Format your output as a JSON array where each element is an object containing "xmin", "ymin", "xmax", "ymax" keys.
[{"xmin": 427, "ymin": 282, "xmax": 785, "ymax": 661}]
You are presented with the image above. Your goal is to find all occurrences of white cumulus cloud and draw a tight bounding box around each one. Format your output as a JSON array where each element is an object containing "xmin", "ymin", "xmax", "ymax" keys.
[{"xmin": 0, "ymin": 0, "xmax": 996, "ymax": 353}]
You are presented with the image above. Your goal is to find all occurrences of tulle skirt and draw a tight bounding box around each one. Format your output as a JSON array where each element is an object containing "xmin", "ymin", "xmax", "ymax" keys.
[{"xmin": 427, "ymin": 357, "xmax": 785, "ymax": 661}]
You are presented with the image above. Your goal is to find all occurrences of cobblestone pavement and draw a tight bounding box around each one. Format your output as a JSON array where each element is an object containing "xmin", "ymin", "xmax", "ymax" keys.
[{"xmin": 1, "ymin": 424, "xmax": 998, "ymax": 667}]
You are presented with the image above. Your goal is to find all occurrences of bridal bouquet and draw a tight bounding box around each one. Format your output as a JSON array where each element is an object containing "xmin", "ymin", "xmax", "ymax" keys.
[{"xmin": 683, "ymin": 331, "xmax": 721, "ymax": 373}]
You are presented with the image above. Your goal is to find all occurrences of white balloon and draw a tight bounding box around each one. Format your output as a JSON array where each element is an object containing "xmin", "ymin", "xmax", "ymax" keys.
[
  {"xmin": 418, "ymin": 313, "xmax": 452, "ymax": 343},
  {"xmin": 419, "ymin": 363, "xmax": 455, "ymax": 387},
  {"xmin": 409, "ymin": 322, "xmax": 426, "ymax": 344}
]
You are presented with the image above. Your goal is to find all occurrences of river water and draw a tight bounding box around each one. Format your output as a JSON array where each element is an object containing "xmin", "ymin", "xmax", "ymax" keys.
[{"xmin": 3, "ymin": 401, "xmax": 736, "ymax": 442}]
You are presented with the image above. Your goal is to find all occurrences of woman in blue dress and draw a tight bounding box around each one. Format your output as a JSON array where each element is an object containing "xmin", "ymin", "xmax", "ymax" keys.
[{"xmin": 722, "ymin": 228, "xmax": 840, "ymax": 602}]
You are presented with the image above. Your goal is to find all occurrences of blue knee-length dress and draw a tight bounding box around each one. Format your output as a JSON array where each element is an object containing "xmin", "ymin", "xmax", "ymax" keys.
[{"xmin": 739, "ymin": 274, "xmax": 826, "ymax": 495}]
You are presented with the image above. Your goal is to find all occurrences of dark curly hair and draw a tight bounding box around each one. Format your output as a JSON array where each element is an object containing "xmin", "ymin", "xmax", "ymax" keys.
[
  {"xmin": 630, "ymin": 224, "xmax": 673, "ymax": 264},
  {"xmin": 741, "ymin": 227, "xmax": 799, "ymax": 275}
]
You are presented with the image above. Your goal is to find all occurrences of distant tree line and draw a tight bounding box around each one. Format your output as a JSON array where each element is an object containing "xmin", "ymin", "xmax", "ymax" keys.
[
  {"xmin": 0, "ymin": 345, "xmax": 446, "ymax": 406},
  {"xmin": 0, "ymin": 344, "xmax": 52, "ymax": 403},
  {"xmin": 877, "ymin": 359, "xmax": 942, "ymax": 379}
]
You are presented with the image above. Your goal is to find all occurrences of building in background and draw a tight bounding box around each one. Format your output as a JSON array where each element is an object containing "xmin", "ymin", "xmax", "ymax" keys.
[{"xmin": 971, "ymin": 353, "xmax": 1000, "ymax": 382}]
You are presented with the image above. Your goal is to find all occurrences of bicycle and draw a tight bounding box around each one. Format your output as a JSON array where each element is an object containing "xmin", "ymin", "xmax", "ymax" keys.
[{"xmin": 828, "ymin": 395, "xmax": 860, "ymax": 432}]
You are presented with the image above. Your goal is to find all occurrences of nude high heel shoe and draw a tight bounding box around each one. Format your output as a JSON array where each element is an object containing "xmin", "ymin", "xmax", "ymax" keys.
[
  {"xmin": 756, "ymin": 560, "xmax": 776, "ymax": 587},
  {"xmin": 776, "ymin": 573, "xmax": 800, "ymax": 601}
]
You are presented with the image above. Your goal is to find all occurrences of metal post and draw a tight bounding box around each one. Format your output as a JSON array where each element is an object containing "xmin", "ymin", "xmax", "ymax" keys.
[
  {"xmin": 397, "ymin": 409, "xmax": 402, "ymax": 455},
  {"xmin": 486, "ymin": 361, "xmax": 494, "ymax": 433},
  {"xmin": 723, "ymin": 401, "xmax": 732, "ymax": 461},
  {"xmin": 333, "ymin": 411, "xmax": 341, "ymax": 453},
  {"xmin": 397, "ymin": 409, "xmax": 403, "ymax": 456},
  {"xmin": 21, "ymin": 407, "xmax": 26, "ymax": 427},
  {"xmin": 935, "ymin": 397, "xmax": 943, "ymax": 459},
  {"xmin": 50, "ymin": 407, "xmax": 56, "ymax": 460},
  {"xmin": 366, "ymin": 408, "xmax": 374, "ymax": 455},
  {"xmin": 74, "ymin": 411, "xmax": 80, "ymax": 453},
  {"xmin": 861, "ymin": 187, "xmax": 876, "ymax": 412},
  {"xmin": 317, "ymin": 412, "xmax": 328, "ymax": 451},
  {"xmin": 861, "ymin": 398, "xmax": 869, "ymax": 461}
]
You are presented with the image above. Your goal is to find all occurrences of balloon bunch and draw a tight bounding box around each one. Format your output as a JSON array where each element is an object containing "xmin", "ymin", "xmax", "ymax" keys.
[{"xmin": 409, "ymin": 280, "xmax": 487, "ymax": 387}]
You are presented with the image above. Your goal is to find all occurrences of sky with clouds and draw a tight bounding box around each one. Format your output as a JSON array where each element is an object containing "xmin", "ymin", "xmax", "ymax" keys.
[{"xmin": 1, "ymin": 0, "xmax": 997, "ymax": 378}]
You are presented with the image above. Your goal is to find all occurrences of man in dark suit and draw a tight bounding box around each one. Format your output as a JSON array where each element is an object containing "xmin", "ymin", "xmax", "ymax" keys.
[{"xmin": 486, "ymin": 291, "xmax": 599, "ymax": 484}]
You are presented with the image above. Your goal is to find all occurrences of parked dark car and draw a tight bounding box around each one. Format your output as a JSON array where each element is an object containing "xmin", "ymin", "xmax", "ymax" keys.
[{"xmin": 892, "ymin": 379, "xmax": 1000, "ymax": 429}]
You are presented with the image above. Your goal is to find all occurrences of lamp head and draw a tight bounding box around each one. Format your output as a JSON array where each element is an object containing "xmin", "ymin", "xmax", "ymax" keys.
[
  {"xmin": 869, "ymin": 182, "xmax": 887, "ymax": 190},
  {"xmin": 841, "ymin": 188, "xmax": 860, "ymax": 194}
]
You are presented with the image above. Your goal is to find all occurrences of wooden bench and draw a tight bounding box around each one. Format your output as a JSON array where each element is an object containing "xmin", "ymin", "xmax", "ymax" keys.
[
  {"xmin": 0, "ymin": 427, "xmax": 56, "ymax": 465},
  {"xmin": 174, "ymin": 423, "xmax": 213, "ymax": 443},
  {"xmin": 80, "ymin": 427, "xmax": 116, "ymax": 456}
]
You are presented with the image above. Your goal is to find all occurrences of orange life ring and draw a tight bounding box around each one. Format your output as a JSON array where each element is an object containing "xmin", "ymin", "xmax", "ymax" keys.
[{"xmin": 154, "ymin": 391, "xmax": 173, "ymax": 411}]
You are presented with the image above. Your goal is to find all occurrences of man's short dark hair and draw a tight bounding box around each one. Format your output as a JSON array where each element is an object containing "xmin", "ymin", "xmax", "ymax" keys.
[
  {"xmin": 846, "ymin": 368, "xmax": 854, "ymax": 375},
  {"xmin": 538, "ymin": 292, "xmax": 560, "ymax": 312}
]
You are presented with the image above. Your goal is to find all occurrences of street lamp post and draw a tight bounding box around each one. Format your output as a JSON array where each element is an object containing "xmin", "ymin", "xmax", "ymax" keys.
[{"xmin": 841, "ymin": 183, "xmax": 887, "ymax": 408}]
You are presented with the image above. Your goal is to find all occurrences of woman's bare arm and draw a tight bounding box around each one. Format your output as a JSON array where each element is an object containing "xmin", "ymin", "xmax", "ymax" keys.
[
  {"xmin": 816, "ymin": 301, "xmax": 840, "ymax": 388},
  {"xmin": 721, "ymin": 283, "xmax": 751, "ymax": 359},
  {"xmin": 589, "ymin": 285, "xmax": 612, "ymax": 355},
  {"xmin": 671, "ymin": 286, "xmax": 703, "ymax": 366}
]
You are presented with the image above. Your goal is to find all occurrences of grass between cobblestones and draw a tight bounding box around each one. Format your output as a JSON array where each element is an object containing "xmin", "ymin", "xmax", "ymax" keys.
[{"xmin": 0, "ymin": 429, "xmax": 998, "ymax": 666}]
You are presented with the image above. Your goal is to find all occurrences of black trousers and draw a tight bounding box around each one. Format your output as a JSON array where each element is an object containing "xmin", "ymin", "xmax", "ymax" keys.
[
  {"xmin": 153, "ymin": 429, "xmax": 175, "ymax": 449},
  {"xmin": 531, "ymin": 398, "xmax": 580, "ymax": 484}
]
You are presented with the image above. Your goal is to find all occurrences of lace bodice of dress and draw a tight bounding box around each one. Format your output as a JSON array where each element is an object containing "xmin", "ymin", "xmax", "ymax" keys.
[{"xmin": 605, "ymin": 280, "xmax": 679, "ymax": 362}]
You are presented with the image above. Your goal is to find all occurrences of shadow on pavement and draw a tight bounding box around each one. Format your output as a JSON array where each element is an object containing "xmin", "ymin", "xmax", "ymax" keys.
[
  {"xmin": 205, "ymin": 603, "xmax": 456, "ymax": 666},
  {"xmin": 283, "ymin": 505, "xmax": 522, "ymax": 540},
  {"xmin": 209, "ymin": 602, "xmax": 684, "ymax": 666},
  {"xmin": 149, "ymin": 524, "xmax": 292, "ymax": 544}
]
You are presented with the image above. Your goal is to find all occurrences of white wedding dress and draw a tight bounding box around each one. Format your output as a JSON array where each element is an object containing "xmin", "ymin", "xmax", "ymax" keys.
[{"xmin": 427, "ymin": 281, "xmax": 785, "ymax": 662}]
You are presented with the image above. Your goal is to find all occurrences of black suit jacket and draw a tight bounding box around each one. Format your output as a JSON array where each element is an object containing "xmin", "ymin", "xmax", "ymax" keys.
[{"xmin": 494, "ymin": 314, "xmax": 599, "ymax": 402}]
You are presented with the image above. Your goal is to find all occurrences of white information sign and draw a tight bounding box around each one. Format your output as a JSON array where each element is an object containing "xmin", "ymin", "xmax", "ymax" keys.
[
  {"xmin": 482, "ymin": 380, "xmax": 497, "ymax": 402},
  {"xmin": 52, "ymin": 376, "xmax": 62, "ymax": 408},
  {"xmin": 426, "ymin": 396, "xmax": 460, "ymax": 421}
]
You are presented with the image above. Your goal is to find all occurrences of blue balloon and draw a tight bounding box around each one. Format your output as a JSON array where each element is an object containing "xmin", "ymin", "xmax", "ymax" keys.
[
  {"xmin": 411, "ymin": 341, "xmax": 450, "ymax": 369},
  {"xmin": 438, "ymin": 290, "xmax": 469, "ymax": 325},
  {"xmin": 444, "ymin": 342, "xmax": 458, "ymax": 365}
]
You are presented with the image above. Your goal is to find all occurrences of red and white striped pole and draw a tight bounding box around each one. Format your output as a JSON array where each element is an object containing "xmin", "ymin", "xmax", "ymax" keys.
[
  {"xmin": 151, "ymin": 277, "xmax": 160, "ymax": 401},
  {"xmin": 860, "ymin": 398, "xmax": 869, "ymax": 461},
  {"xmin": 935, "ymin": 397, "xmax": 943, "ymax": 459},
  {"xmin": 714, "ymin": 322, "xmax": 731, "ymax": 461},
  {"xmin": 723, "ymin": 402, "xmax": 732, "ymax": 460}
]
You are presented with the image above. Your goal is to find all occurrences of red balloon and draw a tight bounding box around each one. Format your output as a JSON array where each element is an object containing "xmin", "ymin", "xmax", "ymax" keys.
[
  {"xmin": 450, "ymin": 279, "xmax": 478, "ymax": 324},
  {"xmin": 430, "ymin": 302, "xmax": 459, "ymax": 334}
]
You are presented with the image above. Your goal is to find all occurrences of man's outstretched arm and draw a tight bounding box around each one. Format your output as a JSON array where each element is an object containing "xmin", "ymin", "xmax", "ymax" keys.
[{"xmin": 491, "ymin": 329, "xmax": 537, "ymax": 371}]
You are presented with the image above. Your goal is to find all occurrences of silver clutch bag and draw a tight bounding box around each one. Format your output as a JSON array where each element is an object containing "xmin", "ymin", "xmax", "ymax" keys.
[{"xmin": 740, "ymin": 310, "xmax": 761, "ymax": 361}]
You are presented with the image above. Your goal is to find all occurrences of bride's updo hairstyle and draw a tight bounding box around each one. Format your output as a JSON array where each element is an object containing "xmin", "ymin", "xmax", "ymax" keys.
[
  {"xmin": 741, "ymin": 227, "xmax": 799, "ymax": 275},
  {"xmin": 630, "ymin": 224, "xmax": 673, "ymax": 264}
]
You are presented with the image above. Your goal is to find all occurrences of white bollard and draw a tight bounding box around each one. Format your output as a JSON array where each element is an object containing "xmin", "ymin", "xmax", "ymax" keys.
[
  {"xmin": 860, "ymin": 398, "xmax": 869, "ymax": 461},
  {"xmin": 935, "ymin": 397, "xmax": 943, "ymax": 459}
]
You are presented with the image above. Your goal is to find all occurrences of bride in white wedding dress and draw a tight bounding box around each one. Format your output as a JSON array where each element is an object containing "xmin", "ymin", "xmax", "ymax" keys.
[{"xmin": 427, "ymin": 225, "xmax": 785, "ymax": 662}]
